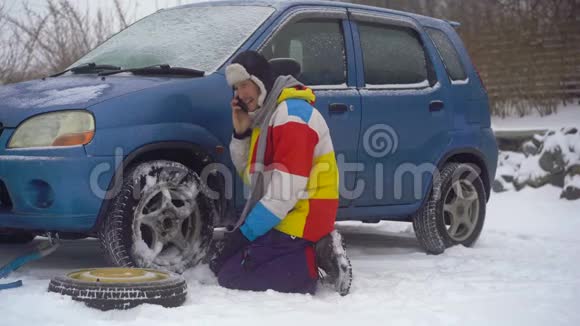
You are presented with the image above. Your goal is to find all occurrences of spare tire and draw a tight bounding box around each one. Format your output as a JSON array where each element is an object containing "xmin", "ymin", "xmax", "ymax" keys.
[{"xmin": 48, "ymin": 268, "xmax": 187, "ymax": 311}]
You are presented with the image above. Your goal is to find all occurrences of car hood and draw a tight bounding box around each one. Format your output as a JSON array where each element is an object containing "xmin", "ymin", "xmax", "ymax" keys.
[{"xmin": 0, "ymin": 75, "xmax": 190, "ymax": 127}]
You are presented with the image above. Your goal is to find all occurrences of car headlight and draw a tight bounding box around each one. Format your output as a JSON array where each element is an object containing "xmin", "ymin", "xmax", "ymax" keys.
[{"xmin": 8, "ymin": 110, "xmax": 95, "ymax": 149}]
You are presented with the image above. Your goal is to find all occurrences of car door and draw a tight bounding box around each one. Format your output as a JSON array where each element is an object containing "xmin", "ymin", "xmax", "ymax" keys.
[
  {"xmin": 253, "ymin": 7, "xmax": 362, "ymax": 208},
  {"xmin": 349, "ymin": 10, "xmax": 452, "ymax": 207}
]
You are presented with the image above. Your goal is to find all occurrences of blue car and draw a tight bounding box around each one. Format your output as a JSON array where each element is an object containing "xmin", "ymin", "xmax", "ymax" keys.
[{"xmin": 0, "ymin": 1, "xmax": 498, "ymax": 272}]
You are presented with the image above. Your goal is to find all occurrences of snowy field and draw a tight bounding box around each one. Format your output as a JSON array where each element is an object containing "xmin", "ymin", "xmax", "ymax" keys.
[
  {"xmin": 492, "ymin": 103, "xmax": 580, "ymax": 131},
  {"xmin": 1, "ymin": 185, "xmax": 579, "ymax": 326}
]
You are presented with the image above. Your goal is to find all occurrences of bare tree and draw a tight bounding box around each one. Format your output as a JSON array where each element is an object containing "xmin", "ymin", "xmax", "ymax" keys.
[
  {"xmin": 0, "ymin": 0, "xmax": 133, "ymax": 84},
  {"xmin": 2, "ymin": 0, "xmax": 577, "ymax": 117}
]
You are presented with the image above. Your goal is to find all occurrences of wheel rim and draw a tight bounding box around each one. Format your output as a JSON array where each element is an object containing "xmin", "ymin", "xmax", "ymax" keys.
[
  {"xmin": 132, "ymin": 169, "xmax": 202, "ymax": 268},
  {"xmin": 68, "ymin": 268, "xmax": 169, "ymax": 283},
  {"xmin": 442, "ymin": 178, "xmax": 480, "ymax": 242}
]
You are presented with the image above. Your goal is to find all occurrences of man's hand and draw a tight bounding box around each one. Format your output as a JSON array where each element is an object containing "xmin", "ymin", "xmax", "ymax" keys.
[{"xmin": 231, "ymin": 97, "xmax": 251, "ymax": 135}]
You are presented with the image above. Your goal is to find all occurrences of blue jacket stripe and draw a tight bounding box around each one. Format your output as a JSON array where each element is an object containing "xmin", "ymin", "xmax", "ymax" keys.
[
  {"xmin": 286, "ymin": 99, "xmax": 313, "ymax": 123},
  {"xmin": 240, "ymin": 201, "xmax": 282, "ymax": 241}
]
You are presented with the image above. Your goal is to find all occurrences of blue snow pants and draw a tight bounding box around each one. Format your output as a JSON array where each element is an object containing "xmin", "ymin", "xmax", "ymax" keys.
[{"xmin": 217, "ymin": 229, "xmax": 318, "ymax": 294}]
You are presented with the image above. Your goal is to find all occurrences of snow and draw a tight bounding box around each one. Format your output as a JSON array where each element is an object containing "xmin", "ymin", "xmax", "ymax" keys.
[
  {"xmin": 73, "ymin": 5, "xmax": 274, "ymax": 73},
  {"xmin": 513, "ymin": 151, "xmax": 548, "ymax": 184},
  {"xmin": 310, "ymin": 83, "xmax": 348, "ymax": 90},
  {"xmin": 6, "ymin": 84, "xmax": 109, "ymax": 108},
  {"xmin": 1, "ymin": 186, "xmax": 579, "ymax": 325},
  {"xmin": 497, "ymin": 150, "xmax": 550, "ymax": 187},
  {"xmin": 25, "ymin": 77, "xmax": 103, "ymax": 92},
  {"xmin": 366, "ymin": 80, "xmax": 430, "ymax": 89},
  {"xmin": 564, "ymin": 174, "xmax": 580, "ymax": 189},
  {"xmin": 133, "ymin": 239, "xmax": 162, "ymax": 267},
  {"xmin": 359, "ymin": 82, "xmax": 441, "ymax": 96},
  {"xmin": 496, "ymin": 151, "xmax": 525, "ymax": 189},
  {"xmin": 144, "ymin": 175, "xmax": 158, "ymax": 194},
  {"xmin": 492, "ymin": 103, "xmax": 580, "ymax": 131},
  {"xmin": 0, "ymin": 85, "xmax": 18, "ymax": 98},
  {"xmin": 541, "ymin": 129, "xmax": 580, "ymax": 165},
  {"xmin": 0, "ymin": 155, "xmax": 66, "ymax": 161},
  {"xmin": 451, "ymin": 78, "xmax": 469, "ymax": 85},
  {"xmin": 497, "ymin": 151, "xmax": 525, "ymax": 176}
]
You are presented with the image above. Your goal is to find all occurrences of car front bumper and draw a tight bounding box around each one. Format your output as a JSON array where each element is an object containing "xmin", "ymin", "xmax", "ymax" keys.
[{"xmin": 0, "ymin": 130, "xmax": 116, "ymax": 232}]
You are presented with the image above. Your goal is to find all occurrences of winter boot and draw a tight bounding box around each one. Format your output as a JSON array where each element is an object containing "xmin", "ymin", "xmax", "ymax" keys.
[
  {"xmin": 315, "ymin": 230, "xmax": 352, "ymax": 296},
  {"xmin": 206, "ymin": 239, "xmax": 225, "ymax": 275}
]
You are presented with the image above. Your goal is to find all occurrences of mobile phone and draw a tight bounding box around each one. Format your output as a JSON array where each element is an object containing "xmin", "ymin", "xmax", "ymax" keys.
[{"xmin": 236, "ymin": 96, "xmax": 249, "ymax": 113}]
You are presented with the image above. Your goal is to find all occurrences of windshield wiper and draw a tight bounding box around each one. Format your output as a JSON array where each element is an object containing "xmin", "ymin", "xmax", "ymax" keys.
[
  {"xmin": 50, "ymin": 63, "xmax": 122, "ymax": 77},
  {"xmin": 98, "ymin": 64, "xmax": 205, "ymax": 78}
]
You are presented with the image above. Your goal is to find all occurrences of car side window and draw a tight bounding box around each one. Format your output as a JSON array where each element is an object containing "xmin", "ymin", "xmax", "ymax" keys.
[
  {"xmin": 426, "ymin": 28, "xmax": 467, "ymax": 81},
  {"xmin": 358, "ymin": 23, "xmax": 429, "ymax": 87},
  {"xmin": 261, "ymin": 19, "xmax": 347, "ymax": 86}
]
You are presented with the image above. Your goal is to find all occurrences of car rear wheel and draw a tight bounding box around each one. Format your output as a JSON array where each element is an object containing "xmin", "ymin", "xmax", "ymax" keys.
[
  {"xmin": 99, "ymin": 160, "xmax": 216, "ymax": 273},
  {"xmin": 412, "ymin": 162, "xmax": 486, "ymax": 254}
]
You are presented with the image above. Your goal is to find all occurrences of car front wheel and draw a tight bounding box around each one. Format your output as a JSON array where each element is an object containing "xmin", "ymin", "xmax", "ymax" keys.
[{"xmin": 99, "ymin": 160, "xmax": 216, "ymax": 273}]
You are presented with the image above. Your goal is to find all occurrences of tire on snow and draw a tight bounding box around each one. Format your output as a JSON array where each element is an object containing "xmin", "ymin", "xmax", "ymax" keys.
[
  {"xmin": 48, "ymin": 268, "xmax": 187, "ymax": 311},
  {"xmin": 412, "ymin": 162, "xmax": 487, "ymax": 255},
  {"xmin": 99, "ymin": 160, "xmax": 216, "ymax": 273},
  {"xmin": 0, "ymin": 230, "xmax": 35, "ymax": 244}
]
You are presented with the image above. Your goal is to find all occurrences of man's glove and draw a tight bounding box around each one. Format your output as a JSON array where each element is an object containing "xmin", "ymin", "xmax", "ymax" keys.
[{"xmin": 209, "ymin": 229, "xmax": 250, "ymax": 275}]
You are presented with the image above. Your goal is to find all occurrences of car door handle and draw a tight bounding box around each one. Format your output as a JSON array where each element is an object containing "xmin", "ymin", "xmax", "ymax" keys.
[
  {"xmin": 329, "ymin": 103, "xmax": 349, "ymax": 114},
  {"xmin": 429, "ymin": 100, "xmax": 445, "ymax": 112}
]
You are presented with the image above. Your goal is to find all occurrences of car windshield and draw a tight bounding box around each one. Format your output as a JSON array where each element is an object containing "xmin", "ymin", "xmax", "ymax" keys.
[{"xmin": 71, "ymin": 5, "xmax": 275, "ymax": 73}]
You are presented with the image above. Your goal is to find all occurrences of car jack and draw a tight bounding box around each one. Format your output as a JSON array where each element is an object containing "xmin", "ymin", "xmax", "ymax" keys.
[{"xmin": 0, "ymin": 233, "xmax": 61, "ymax": 291}]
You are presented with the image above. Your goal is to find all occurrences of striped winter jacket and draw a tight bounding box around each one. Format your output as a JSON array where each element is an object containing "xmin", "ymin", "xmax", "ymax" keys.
[{"xmin": 230, "ymin": 86, "xmax": 339, "ymax": 243}]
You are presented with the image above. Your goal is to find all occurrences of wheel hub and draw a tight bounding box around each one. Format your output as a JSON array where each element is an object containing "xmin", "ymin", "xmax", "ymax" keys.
[
  {"xmin": 68, "ymin": 268, "xmax": 169, "ymax": 283},
  {"xmin": 162, "ymin": 215, "xmax": 175, "ymax": 229},
  {"xmin": 443, "ymin": 179, "xmax": 480, "ymax": 242},
  {"xmin": 132, "ymin": 177, "xmax": 201, "ymax": 267}
]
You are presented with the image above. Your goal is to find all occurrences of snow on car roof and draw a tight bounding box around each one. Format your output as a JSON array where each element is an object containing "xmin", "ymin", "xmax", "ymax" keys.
[{"xmin": 168, "ymin": 0, "xmax": 452, "ymax": 28}]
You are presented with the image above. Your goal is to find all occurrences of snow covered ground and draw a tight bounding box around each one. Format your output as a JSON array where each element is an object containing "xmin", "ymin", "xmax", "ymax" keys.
[
  {"xmin": 492, "ymin": 103, "xmax": 580, "ymax": 131},
  {"xmin": 1, "ymin": 185, "xmax": 579, "ymax": 326}
]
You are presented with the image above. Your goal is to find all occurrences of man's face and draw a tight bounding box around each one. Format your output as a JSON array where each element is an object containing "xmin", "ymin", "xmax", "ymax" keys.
[{"xmin": 235, "ymin": 79, "xmax": 261, "ymax": 112}]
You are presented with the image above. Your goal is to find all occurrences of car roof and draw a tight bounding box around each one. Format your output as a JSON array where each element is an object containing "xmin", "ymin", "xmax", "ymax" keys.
[{"xmin": 170, "ymin": 0, "xmax": 457, "ymax": 29}]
